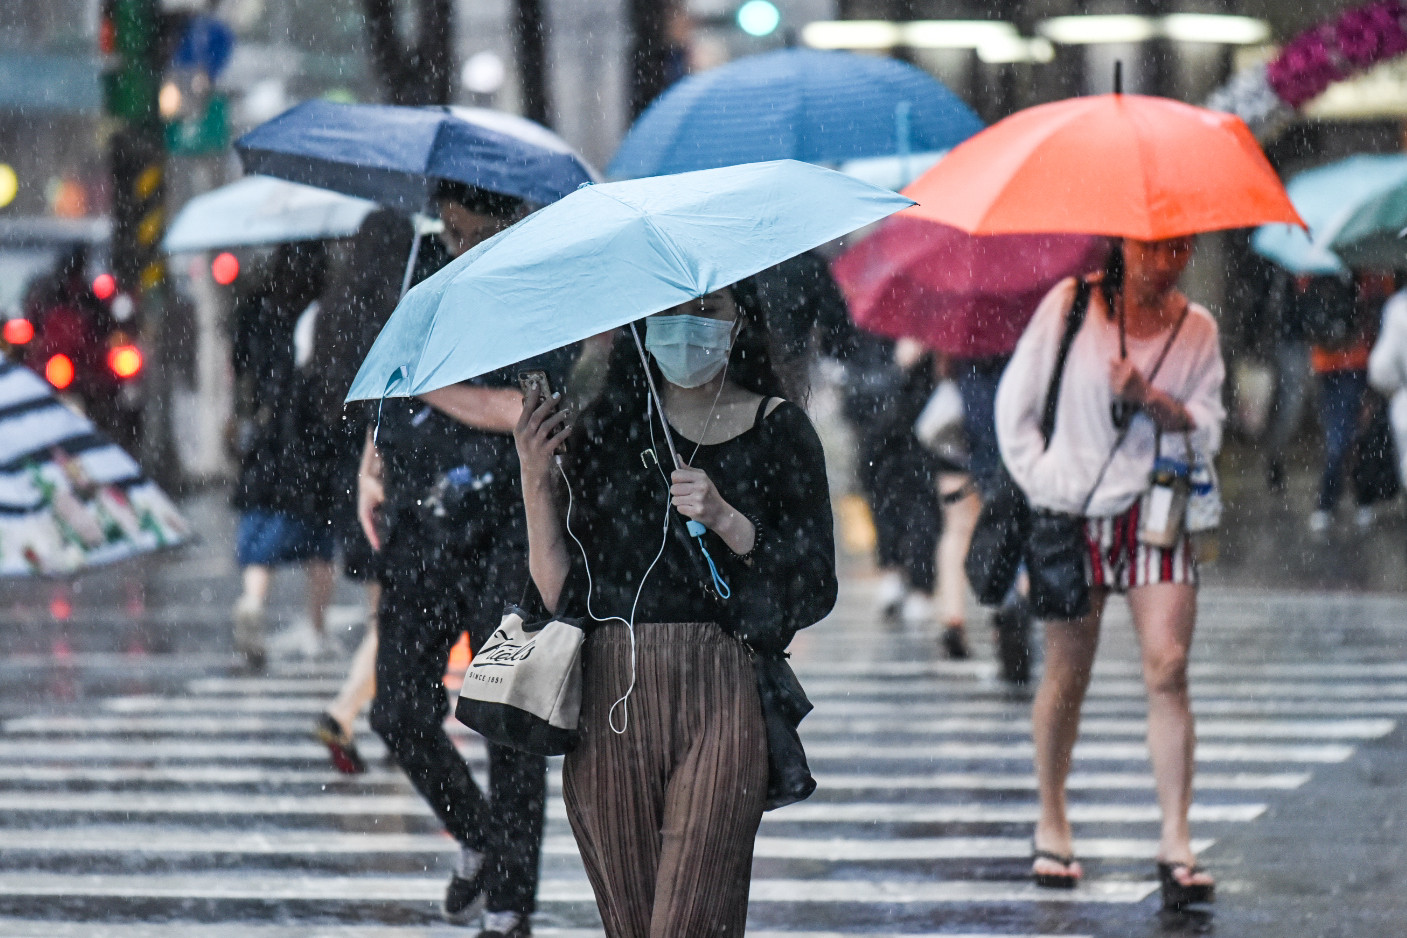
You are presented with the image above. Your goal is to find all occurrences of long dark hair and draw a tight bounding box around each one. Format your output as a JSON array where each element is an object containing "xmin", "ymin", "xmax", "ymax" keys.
[{"xmin": 306, "ymin": 209, "xmax": 416, "ymax": 423}]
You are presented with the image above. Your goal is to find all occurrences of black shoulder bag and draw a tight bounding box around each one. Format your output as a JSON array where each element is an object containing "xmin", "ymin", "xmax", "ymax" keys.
[{"xmin": 965, "ymin": 280, "xmax": 1093, "ymax": 608}]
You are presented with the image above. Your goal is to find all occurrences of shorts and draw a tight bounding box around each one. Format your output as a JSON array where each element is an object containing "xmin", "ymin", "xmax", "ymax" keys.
[
  {"xmin": 1085, "ymin": 499, "xmax": 1196, "ymax": 593},
  {"xmin": 236, "ymin": 510, "xmax": 336, "ymax": 567}
]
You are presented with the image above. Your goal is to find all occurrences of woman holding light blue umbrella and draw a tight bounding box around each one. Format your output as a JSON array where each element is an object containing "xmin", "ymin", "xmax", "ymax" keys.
[{"xmin": 349, "ymin": 160, "xmax": 911, "ymax": 937}]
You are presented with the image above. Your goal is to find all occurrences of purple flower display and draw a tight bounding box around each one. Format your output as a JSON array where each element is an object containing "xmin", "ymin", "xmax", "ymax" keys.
[{"xmin": 1210, "ymin": 0, "xmax": 1407, "ymax": 132}]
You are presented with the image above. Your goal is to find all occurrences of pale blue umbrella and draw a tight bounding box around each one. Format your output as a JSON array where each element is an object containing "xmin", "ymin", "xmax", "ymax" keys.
[
  {"xmin": 346, "ymin": 160, "xmax": 912, "ymax": 403},
  {"xmin": 1252, "ymin": 154, "xmax": 1407, "ymax": 274}
]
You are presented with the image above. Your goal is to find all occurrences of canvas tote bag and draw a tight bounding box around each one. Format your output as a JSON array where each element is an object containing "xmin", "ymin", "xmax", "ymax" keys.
[{"xmin": 455, "ymin": 605, "xmax": 585, "ymax": 756}]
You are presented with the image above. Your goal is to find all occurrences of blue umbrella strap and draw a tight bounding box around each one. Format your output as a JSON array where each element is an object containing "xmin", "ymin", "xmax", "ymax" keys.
[
  {"xmin": 373, "ymin": 366, "xmax": 409, "ymax": 446},
  {"xmin": 687, "ymin": 519, "xmax": 732, "ymax": 599}
]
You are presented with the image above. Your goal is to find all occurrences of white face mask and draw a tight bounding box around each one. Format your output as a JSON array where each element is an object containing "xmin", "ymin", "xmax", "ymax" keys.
[{"xmin": 644, "ymin": 314, "xmax": 736, "ymax": 388}]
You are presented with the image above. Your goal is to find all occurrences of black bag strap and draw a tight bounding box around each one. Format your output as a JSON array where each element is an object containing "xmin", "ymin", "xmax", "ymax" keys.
[{"xmin": 1040, "ymin": 279, "xmax": 1093, "ymax": 449}]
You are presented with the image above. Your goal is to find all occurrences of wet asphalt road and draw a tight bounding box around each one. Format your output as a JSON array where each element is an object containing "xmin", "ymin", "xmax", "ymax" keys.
[{"xmin": 0, "ymin": 483, "xmax": 1404, "ymax": 937}]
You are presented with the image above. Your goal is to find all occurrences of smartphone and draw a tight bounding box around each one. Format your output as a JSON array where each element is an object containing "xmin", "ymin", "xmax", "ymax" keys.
[{"xmin": 517, "ymin": 369, "xmax": 553, "ymax": 400}]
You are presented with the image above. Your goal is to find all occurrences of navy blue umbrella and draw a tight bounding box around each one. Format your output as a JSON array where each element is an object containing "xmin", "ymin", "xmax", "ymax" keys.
[
  {"xmin": 236, "ymin": 101, "xmax": 598, "ymax": 212},
  {"xmin": 608, "ymin": 49, "xmax": 984, "ymax": 180}
]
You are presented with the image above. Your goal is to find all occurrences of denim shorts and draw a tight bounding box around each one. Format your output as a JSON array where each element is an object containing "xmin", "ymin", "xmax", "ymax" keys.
[{"xmin": 236, "ymin": 510, "xmax": 335, "ymax": 566}]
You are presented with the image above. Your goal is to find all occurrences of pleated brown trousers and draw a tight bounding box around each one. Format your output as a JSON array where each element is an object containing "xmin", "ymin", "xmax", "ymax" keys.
[{"xmin": 563, "ymin": 622, "xmax": 769, "ymax": 938}]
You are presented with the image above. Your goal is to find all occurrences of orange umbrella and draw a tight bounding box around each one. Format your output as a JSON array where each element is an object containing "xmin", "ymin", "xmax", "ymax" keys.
[{"xmin": 903, "ymin": 93, "xmax": 1304, "ymax": 240}]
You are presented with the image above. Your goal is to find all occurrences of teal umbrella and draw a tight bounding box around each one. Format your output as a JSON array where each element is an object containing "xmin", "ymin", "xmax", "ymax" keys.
[
  {"xmin": 1252, "ymin": 154, "xmax": 1407, "ymax": 274},
  {"xmin": 346, "ymin": 160, "xmax": 912, "ymax": 403}
]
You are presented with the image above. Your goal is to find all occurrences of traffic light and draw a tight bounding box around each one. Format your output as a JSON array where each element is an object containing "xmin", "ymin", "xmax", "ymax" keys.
[
  {"xmin": 101, "ymin": 0, "xmax": 163, "ymax": 129},
  {"xmin": 102, "ymin": 0, "xmax": 167, "ymax": 296}
]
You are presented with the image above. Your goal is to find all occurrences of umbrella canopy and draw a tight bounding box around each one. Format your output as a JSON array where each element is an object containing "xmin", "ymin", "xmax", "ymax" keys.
[
  {"xmin": 1252, "ymin": 156, "xmax": 1407, "ymax": 275},
  {"xmin": 163, "ymin": 175, "xmax": 378, "ymax": 254},
  {"xmin": 1322, "ymin": 155, "xmax": 1407, "ymax": 270},
  {"xmin": 607, "ymin": 49, "xmax": 983, "ymax": 180},
  {"xmin": 833, "ymin": 217, "xmax": 1108, "ymax": 358},
  {"xmin": 904, "ymin": 93, "xmax": 1302, "ymax": 240},
  {"xmin": 236, "ymin": 101, "xmax": 599, "ymax": 212},
  {"xmin": 0, "ymin": 356, "xmax": 189, "ymax": 577},
  {"xmin": 346, "ymin": 161, "xmax": 912, "ymax": 402},
  {"xmin": 837, "ymin": 150, "xmax": 947, "ymax": 192}
]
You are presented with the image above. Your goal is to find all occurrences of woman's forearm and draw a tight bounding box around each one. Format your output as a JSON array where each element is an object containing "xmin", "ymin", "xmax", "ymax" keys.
[
  {"xmin": 522, "ymin": 475, "xmax": 570, "ymax": 611},
  {"xmin": 711, "ymin": 503, "xmax": 756, "ymax": 557}
]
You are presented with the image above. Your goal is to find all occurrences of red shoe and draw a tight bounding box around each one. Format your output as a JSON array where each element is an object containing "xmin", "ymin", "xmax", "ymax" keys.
[{"xmin": 314, "ymin": 713, "xmax": 366, "ymax": 775}]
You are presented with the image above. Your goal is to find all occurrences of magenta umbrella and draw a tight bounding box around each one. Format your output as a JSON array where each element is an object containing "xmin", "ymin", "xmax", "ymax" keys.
[{"xmin": 833, "ymin": 216, "xmax": 1108, "ymax": 358}]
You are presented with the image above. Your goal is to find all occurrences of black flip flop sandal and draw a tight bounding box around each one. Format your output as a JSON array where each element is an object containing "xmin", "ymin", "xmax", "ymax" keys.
[
  {"xmin": 1032, "ymin": 847, "xmax": 1081, "ymax": 889},
  {"xmin": 1157, "ymin": 860, "xmax": 1215, "ymax": 909}
]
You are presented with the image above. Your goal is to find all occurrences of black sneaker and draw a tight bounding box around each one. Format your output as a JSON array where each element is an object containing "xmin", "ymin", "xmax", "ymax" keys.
[
  {"xmin": 442, "ymin": 867, "xmax": 487, "ymax": 925},
  {"xmin": 992, "ymin": 600, "xmax": 1033, "ymax": 686}
]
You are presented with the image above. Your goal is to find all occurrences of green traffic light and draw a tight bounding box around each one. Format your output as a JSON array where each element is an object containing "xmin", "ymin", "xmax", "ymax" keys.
[{"xmin": 737, "ymin": 0, "xmax": 781, "ymax": 37}]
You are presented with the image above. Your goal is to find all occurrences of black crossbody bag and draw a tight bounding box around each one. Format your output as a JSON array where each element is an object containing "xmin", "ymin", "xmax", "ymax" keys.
[{"xmin": 966, "ymin": 280, "xmax": 1093, "ymax": 611}]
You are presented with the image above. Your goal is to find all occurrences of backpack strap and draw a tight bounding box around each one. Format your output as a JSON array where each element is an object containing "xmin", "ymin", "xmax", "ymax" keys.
[{"xmin": 1040, "ymin": 279, "xmax": 1093, "ymax": 450}]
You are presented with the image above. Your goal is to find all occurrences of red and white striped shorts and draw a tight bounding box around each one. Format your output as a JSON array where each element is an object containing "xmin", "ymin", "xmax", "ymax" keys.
[{"xmin": 1084, "ymin": 499, "xmax": 1197, "ymax": 592}]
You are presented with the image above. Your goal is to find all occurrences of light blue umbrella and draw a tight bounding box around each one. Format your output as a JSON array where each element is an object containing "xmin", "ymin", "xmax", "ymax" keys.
[
  {"xmin": 346, "ymin": 160, "xmax": 912, "ymax": 402},
  {"xmin": 607, "ymin": 49, "xmax": 983, "ymax": 179},
  {"xmin": 1252, "ymin": 154, "xmax": 1407, "ymax": 274}
]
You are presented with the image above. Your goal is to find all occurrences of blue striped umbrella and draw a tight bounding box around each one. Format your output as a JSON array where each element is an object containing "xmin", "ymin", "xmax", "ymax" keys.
[
  {"xmin": 608, "ymin": 49, "xmax": 983, "ymax": 180},
  {"xmin": 0, "ymin": 356, "xmax": 189, "ymax": 577}
]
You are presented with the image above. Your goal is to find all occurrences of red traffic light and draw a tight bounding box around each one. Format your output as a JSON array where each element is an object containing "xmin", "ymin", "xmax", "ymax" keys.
[
  {"xmin": 92, "ymin": 272, "xmax": 117, "ymax": 300},
  {"xmin": 3, "ymin": 318, "xmax": 34, "ymax": 345},
  {"xmin": 211, "ymin": 251, "xmax": 239, "ymax": 285},
  {"xmin": 46, "ymin": 354, "xmax": 75, "ymax": 390},
  {"xmin": 108, "ymin": 344, "xmax": 144, "ymax": 379}
]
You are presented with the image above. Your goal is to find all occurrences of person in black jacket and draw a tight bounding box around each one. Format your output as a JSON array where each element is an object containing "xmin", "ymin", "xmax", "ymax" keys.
[
  {"xmin": 356, "ymin": 182, "xmax": 570, "ymax": 938},
  {"xmin": 515, "ymin": 286, "xmax": 837, "ymax": 938}
]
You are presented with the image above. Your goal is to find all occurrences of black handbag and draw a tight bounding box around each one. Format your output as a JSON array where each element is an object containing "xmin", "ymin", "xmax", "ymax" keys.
[
  {"xmin": 1025, "ymin": 508, "xmax": 1092, "ymax": 620},
  {"xmin": 752, "ymin": 651, "xmax": 816, "ymax": 811},
  {"xmin": 965, "ymin": 280, "xmax": 1093, "ymax": 606}
]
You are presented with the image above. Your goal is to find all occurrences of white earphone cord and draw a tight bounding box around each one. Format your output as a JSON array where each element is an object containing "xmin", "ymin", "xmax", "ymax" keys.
[{"xmin": 558, "ymin": 344, "xmax": 733, "ymax": 736}]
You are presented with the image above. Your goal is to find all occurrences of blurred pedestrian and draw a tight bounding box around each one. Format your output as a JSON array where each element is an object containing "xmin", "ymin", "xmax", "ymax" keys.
[
  {"xmin": 515, "ymin": 286, "xmax": 837, "ymax": 938},
  {"xmin": 1307, "ymin": 272, "xmax": 1383, "ymax": 536},
  {"xmin": 228, "ymin": 241, "xmax": 331, "ymax": 671},
  {"xmin": 952, "ymin": 350, "xmax": 1035, "ymax": 684},
  {"xmin": 1368, "ymin": 277, "xmax": 1407, "ymax": 490},
  {"xmin": 358, "ymin": 181, "xmax": 568, "ymax": 936},
  {"xmin": 1260, "ymin": 271, "xmax": 1320, "ymax": 491},
  {"xmin": 301, "ymin": 208, "xmax": 419, "ymax": 774},
  {"xmin": 996, "ymin": 238, "xmax": 1224, "ymax": 909},
  {"xmin": 845, "ymin": 333, "xmax": 942, "ymax": 629}
]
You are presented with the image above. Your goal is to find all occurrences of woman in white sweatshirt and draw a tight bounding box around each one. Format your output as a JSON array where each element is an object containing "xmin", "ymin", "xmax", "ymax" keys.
[{"xmin": 995, "ymin": 237, "xmax": 1224, "ymax": 910}]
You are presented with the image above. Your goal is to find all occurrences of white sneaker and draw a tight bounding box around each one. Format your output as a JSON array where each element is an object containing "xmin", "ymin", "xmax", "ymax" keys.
[
  {"xmin": 1308, "ymin": 510, "xmax": 1332, "ymax": 537},
  {"xmin": 900, "ymin": 591, "xmax": 935, "ymax": 628},
  {"xmin": 876, "ymin": 571, "xmax": 905, "ymax": 621},
  {"xmin": 1354, "ymin": 505, "xmax": 1377, "ymax": 530},
  {"xmin": 269, "ymin": 621, "xmax": 327, "ymax": 660}
]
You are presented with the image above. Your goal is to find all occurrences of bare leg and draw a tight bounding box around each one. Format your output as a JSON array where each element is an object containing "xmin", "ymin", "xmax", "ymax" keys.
[
  {"xmin": 1031, "ymin": 592, "xmax": 1105, "ymax": 879},
  {"xmin": 936, "ymin": 474, "xmax": 979, "ymax": 629},
  {"xmin": 326, "ymin": 584, "xmax": 380, "ymax": 735},
  {"xmin": 305, "ymin": 559, "xmax": 337, "ymax": 636},
  {"xmin": 1126, "ymin": 582, "xmax": 1214, "ymax": 889}
]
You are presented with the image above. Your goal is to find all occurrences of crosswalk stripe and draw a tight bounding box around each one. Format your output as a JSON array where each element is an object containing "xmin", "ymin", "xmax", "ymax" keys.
[
  {"xmin": 0, "ymin": 925, "xmax": 1089, "ymax": 938},
  {"xmin": 0, "ymin": 827, "xmax": 1212, "ymax": 861},
  {"xmin": 0, "ymin": 791, "xmax": 1264, "ymax": 824},
  {"xmin": 11, "ymin": 713, "xmax": 1391, "ymax": 742},
  {"xmin": 187, "ymin": 674, "xmax": 1407, "ymax": 700},
  {"xmin": 0, "ymin": 736, "xmax": 1352, "ymax": 765},
  {"xmin": 98, "ymin": 693, "xmax": 1407, "ymax": 718},
  {"xmin": 0, "ymin": 872, "xmax": 1158, "ymax": 904},
  {"xmin": 0, "ymin": 763, "xmax": 1308, "ymax": 792}
]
